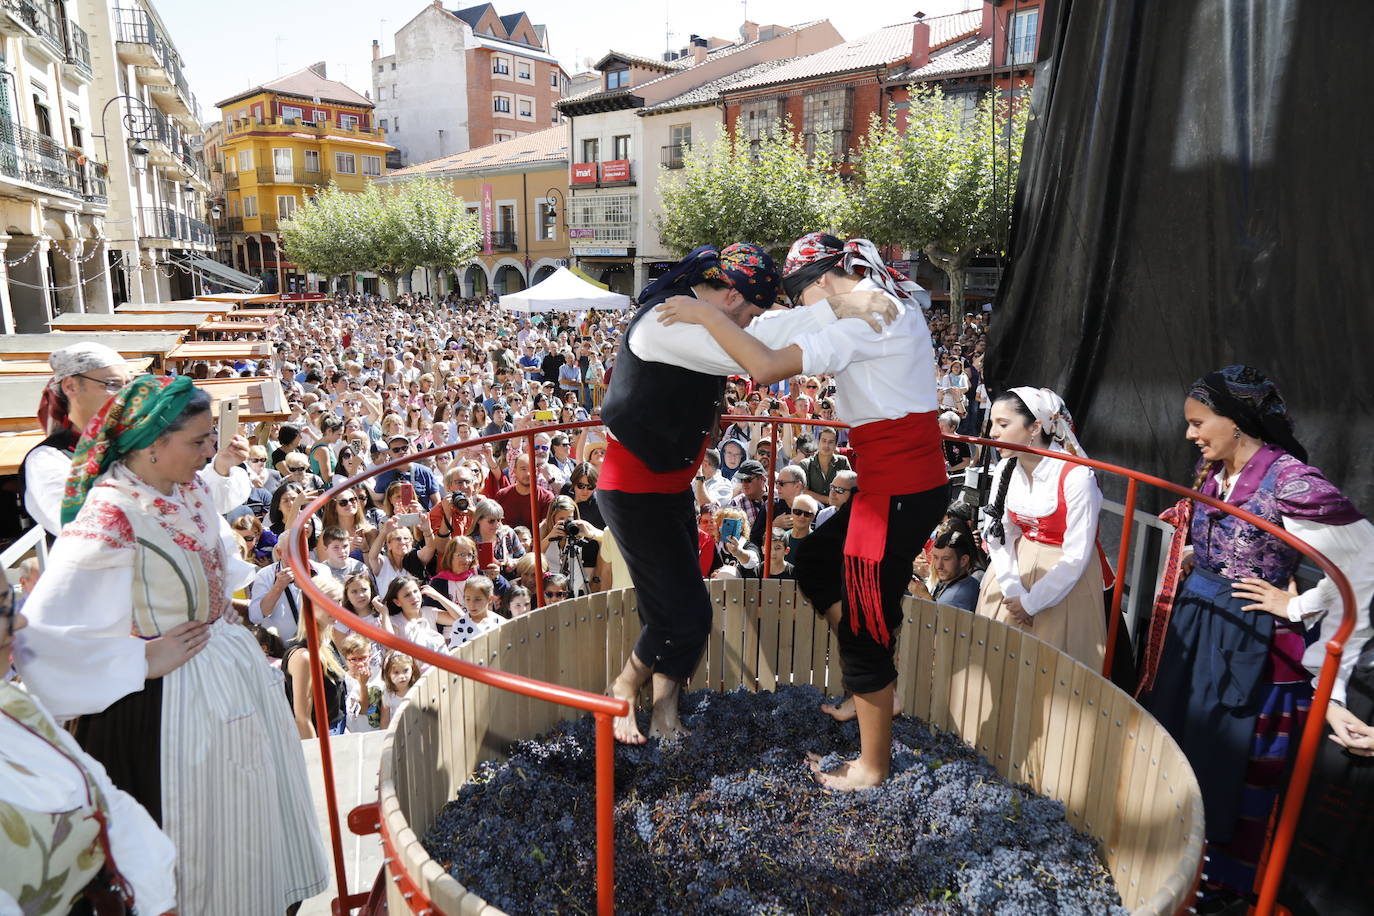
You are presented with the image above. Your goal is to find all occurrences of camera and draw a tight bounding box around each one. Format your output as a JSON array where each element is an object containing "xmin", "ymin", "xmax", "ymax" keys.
[
  {"xmin": 450, "ymin": 492, "xmax": 470, "ymax": 512},
  {"xmin": 768, "ymin": 399, "xmax": 781, "ymax": 411},
  {"xmin": 558, "ymin": 518, "xmax": 578, "ymax": 536}
]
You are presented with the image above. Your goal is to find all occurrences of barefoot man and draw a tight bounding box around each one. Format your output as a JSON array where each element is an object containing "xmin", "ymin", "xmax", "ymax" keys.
[
  {"xmin": 656, "ymin": 233, "xmax": 948, "ymax": 788},
  {"xmin": 599, "ymin": 243, "xmax": 893, "ymax": 743}
]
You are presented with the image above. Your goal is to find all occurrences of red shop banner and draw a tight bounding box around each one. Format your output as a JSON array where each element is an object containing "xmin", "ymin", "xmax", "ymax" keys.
[
  {"xmin": 599, "ymin": 160, "xmax": 630, "ymax": 182},
  {"xmin": 571, "ymin": 163, "xmax": 597, "ymax": 185}
]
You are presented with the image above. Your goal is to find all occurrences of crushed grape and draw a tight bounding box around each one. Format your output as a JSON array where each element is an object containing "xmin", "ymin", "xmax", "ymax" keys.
[{"xmin": 423, "ymin": 685, "xmax": 1128, "ymax": 915}]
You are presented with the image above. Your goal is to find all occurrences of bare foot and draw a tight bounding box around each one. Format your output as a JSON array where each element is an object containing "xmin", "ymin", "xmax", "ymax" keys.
[
  {"xmin": 806, "ymin": 752, "xmax": 887, "ymax": 791},
  {"xmin": 648, "ymin": 699, "xmax": 692, "ymax": 742},
  {"xmin": 607, "ymin": 678, "xmax": 646, "ymax": 745},
  {"xmin": 820, "ymin": 692, "xmax": 903, "ymax": 722}
]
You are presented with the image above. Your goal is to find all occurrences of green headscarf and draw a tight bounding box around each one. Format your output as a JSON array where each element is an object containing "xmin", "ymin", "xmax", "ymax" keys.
[{"xmin": 61, "ymin": 375, "xmax": 198, "ymax": 525}]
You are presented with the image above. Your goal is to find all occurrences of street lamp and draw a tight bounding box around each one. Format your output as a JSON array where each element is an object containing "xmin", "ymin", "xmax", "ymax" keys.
[
  {"xmin": 130, "ymin": 141, "xmax": 149, "ymax": 173},
  {"xmin": 182, "ymin": 182, "xmax": 196, "ymax": 207},
  {"xmin": 542, "ymin": 186, "xmax": 566, "ymax": 236}
]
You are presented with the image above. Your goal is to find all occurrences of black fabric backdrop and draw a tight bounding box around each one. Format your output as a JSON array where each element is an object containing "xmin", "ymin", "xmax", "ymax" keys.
[{"xmin": 986, "ymin": 0, "xmax": 1374, "ymax": 513}]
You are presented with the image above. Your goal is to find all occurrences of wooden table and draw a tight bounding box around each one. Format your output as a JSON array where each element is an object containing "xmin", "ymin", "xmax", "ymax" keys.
[
  {"xmin": 0, "ymin": 431, "xmax": 45, "ymax": 475},
  {"xmin": 225, "ymin": 308, "xmax": 284, "ymax": 321},
  {"xmin": 51, "ymin": 312, "xmax": 212, "ymax": 334},
  {"xmin": 0, "ymin": 333, "xmax": 182, "ymax": 365},
  {"xmin": 0, "ymin": 378, "xmax": 46, "ymax": 433},
  {"xmin": 196, "ymin": 320, "xmax": 272, "ymax": 337},
  {"xmin": 193, "ymin": 377, "xmax": 288, "ymax": 422},
  {"xmin": 0, "ymin": 357, "xmax": 154, "ymax": 377},
  {"xmin": 117, "ymin": 300, "xmax": 236, "ymax": 315},
  {"xmin": 166, "ymin": 340, "xmax": 273, "ymax": 366},
  {"xmin": 194, "ymin": 293, "xmax": 281, "ymax": 305}
]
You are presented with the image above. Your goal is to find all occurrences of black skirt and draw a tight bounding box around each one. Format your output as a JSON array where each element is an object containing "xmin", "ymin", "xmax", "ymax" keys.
[{"xmin": 73, "ymin": 678, "xmax": 165, "ymax": 827}]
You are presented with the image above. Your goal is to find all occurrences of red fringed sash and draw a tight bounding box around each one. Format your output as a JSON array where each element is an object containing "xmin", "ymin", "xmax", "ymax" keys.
[
  {"xmin": 1135, "ymin": 497, "xmax": 1193, "ymax": 696},
  {"xmin": 843, "ymin": 412, "xmax": 946, "ymax": 646}
]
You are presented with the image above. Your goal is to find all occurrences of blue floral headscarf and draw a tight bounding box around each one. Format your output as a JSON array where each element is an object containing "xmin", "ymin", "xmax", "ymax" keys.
[{"xmin": 637, "ymin": 244, "xmax": 780, "ymax": 309}]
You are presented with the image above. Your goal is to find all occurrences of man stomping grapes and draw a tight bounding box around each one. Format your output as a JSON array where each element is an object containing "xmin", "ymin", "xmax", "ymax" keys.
[
  {"xmin": 599, "ymin": 244, "xmax": 892, "ymax": 744},
  {"xmin": 656, "ymin": 233, "xmax": 947, "ymax": 787}
]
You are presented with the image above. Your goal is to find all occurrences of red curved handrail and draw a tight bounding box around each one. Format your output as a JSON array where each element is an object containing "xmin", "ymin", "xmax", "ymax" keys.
[{"xmin": 283, "ymin": 415, "xmax": 1357, "ymax": 916}]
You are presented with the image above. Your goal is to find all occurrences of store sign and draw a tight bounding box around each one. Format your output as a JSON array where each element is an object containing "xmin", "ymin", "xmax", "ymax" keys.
[
  {"xmin": 577, "ymin": 247, "xmax": 628, "ymax": 257},
  {"xmin": 568, "ymin": 228, "xmax": 596, "ymax": 239},
  {"xmin": 571, "ymin": 162, "xmax": 597, "ymax": 184},
  {"xmin": 600, "ymin": 159, "xmax": 630, "ymax": 182}
]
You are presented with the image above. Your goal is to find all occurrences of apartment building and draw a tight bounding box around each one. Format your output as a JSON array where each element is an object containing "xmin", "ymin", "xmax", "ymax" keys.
[
  {"xmin": 373, "ymin": 2, "xmax": 568, "ymax": 168},
  {"xmin": 77, "ymin": 1, "xmax": 216, "ymax": 307},
  {"xmin": 0, "ymin": 0, "xmax": 111, "ymax": 332},
  {"xmin": 379, "ymin": 123, "xmax": 568, "ymax": 297},
  {"xmin": 555, "ymin": 20, "xmax": 842, "ymax": 294},
  {"xmin": 216, "ymin": 63, "xmax": 393, "ymax": 294}
]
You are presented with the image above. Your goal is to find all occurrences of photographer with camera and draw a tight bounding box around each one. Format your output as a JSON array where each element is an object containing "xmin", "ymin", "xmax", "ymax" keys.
[
  {"xmin": 538, "ymin": 496, "xmax": 602, "ymax": 597},
  {"xmin": 429, "ymin": 465, "xmax": 478, "ymax": 538}
]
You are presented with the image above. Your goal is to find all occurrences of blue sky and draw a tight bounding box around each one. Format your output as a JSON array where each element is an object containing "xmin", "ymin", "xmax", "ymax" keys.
[{"xmin": 152, "ymin": 0, "xmax": 976, "ymax": 118}]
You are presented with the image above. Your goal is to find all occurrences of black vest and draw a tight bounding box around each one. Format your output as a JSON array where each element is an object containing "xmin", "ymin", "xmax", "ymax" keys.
[
  {"xmin": 18, "ymin": 427, "xmax": 78, "ymax": 535},
  {"xmin": 601, "ymin": 289, "xmax": 726, "ymax": 473}
]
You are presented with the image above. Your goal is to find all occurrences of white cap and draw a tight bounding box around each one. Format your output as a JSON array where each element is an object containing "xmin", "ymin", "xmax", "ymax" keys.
[{"xmin": 48, "ymin": 342, "xmax": 126, "ymax": 381}]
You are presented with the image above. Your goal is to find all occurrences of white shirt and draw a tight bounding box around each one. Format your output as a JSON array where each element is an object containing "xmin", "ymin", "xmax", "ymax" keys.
[
  {"xmin": 248, "ymin": 560, "xmax": 328, "ymax": 642},
  {"xmin": 446, "ymin": 611, "xmax": 504, "ymax": 649},
  {"xmin": 0, "ymin": 686, "xmax": 177, "ymax": 916},
  {"xmin": 24, "ymin": 446, "xmax": 251, "ymax": 537},
  {"xmin": 982, "ymin": 454, "xmax": 1102, "ymax": 616},
  {"xmin": 628, "ymin": 300, "xmax": 841, "ymax": 376},
  {"xmin": 1284, "ymin": 516, "xmax": 1374, "ymax": 704},
  {"xmin": 699, "ymin": 471, "xmax": 733, "ymax": 509},
  {"xmin": 792, "ymin": 278, "xmax": 940, "ymax": 428}
]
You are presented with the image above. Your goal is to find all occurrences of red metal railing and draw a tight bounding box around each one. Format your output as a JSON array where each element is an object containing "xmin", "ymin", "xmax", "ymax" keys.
[{"xmin": 284, "ymin": 416, "xmax": 1357, "ymax": 916}]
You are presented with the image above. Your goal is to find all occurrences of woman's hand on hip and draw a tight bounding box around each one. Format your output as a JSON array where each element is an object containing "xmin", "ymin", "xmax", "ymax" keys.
[
  {"xmin": 1232, "ymin": 577, "xmax": 1298, "ymax": 619},
  {"xmin": 145, "ymin": 620, "xmax": 211, "ymax": 679}
]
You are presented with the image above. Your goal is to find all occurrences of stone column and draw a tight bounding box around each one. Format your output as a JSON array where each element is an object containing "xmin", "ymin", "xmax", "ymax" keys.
[
  {"xmin": 53, "ymin": 238, "xmax": 87, "ymax": 314},
  {"xmin": 83, "ymin": 239, "xmax": 115, "ymax": 314},
  {"xmin": 0, "ymin": 234, "xmax": 14, "ymax": 334}
]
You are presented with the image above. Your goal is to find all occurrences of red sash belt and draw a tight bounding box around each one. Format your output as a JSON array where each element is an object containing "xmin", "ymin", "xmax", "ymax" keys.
[
  {"xmin": 844, "ymin": 411, "xmax": 945, "ymax": 646},
  {"xmin": 598, "ymin": 436, "xmax": 707, "ymax": 494}
]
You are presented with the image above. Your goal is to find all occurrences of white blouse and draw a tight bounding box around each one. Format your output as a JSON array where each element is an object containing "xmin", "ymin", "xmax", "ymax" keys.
[
  {"xmin": 983, "ymin": 453, "xmax": 1103, "ymax": 616},
  {"xmin": 1283, "ymin": 516, "xmax": 1374, "ymax": 705},
  {"xmin": 0, "ymin": 688, "xmax": 177, "ymax": 916}
]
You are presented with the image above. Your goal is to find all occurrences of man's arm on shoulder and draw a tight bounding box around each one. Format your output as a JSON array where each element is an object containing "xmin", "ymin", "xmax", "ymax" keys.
[{"xmin": 629, "ymin": 303, "xmax": 839, "ymax": 375}]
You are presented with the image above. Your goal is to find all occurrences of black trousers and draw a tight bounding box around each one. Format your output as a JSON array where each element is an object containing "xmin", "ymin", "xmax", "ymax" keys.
[
  {"xmin": 795, "ymin": 485, "xmax": 949, "ymax": 695},
  {"xmin": 598, "ymin": 487, "xmax": 713, "ymax": 680}
]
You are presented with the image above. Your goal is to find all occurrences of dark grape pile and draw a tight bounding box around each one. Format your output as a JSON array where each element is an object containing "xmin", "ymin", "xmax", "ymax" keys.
[{"xmin": 423, "ymin": 686, "xmax": 1128, "ymax": 915}]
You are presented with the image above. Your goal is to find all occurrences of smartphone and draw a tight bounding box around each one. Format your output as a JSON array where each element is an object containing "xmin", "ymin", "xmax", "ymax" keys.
[
  {"xmin": 398, "ymin": 482, "xmax": 416, "ymax": 506},
  {"xmin": 534, "ymin": 409, "xmax": 555, "ymax": 421},
  {"xmin": 396, "ymin": 513, "xmax": 422, "ymax": 527},
  {"xmin": 217, "ymin": 397, "xmax": 240, "ymax": 445},
  {"xmin": 719, "ymin": 517, "xmax": 743, "ymax": 544},
  {"xmin": 478, "ymin": 541, "xmax": 496, "ymax": 568}
]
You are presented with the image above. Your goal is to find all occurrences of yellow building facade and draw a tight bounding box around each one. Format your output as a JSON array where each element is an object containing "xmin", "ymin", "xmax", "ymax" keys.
[
  {"xmin": 380, "ymin": 125, "xmax": 569, "ymax": 298},
  {"xmin": 215, "ymin": 63, "xmax": 392, "ymax": 293}
]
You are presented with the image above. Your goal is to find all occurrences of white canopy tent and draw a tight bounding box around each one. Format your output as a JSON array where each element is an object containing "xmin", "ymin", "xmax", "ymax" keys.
[{"xmin": 499, "ymin": 267, "xmax": 633, "ymax": 313}]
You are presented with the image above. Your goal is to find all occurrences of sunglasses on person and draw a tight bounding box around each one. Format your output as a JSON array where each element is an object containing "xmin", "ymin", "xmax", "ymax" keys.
[
  {"xmin": 544, "ymin": 589, "xmax": 569, "ymax": 599},
  {"xmin": 532, "ymin": 444, "xmax": 550, "ymax": 452},
  {"xmin": 792, "ymin": 509, "xmax": 816, "ymax": 518},
  {"xmin": 248, "ymin": 457, "xmax": 267, "ymax": 464},
  {"xmin": 335, "ymin": 496, "xmax": 359, "ymax": 505},
  {"xmin": 830, "ymin": 485, "xmax": 852, "ymax": 495},
  {"xmin": 286, "ymin": 465, "xmax": 308, "ymax": 473},
  {"xmin": 574, "ymin": 482, "xmax": 595, "ymax": 491},
  {"xmin": 389, "ymin": 445, "xmax": 409, "ymax": 454}
]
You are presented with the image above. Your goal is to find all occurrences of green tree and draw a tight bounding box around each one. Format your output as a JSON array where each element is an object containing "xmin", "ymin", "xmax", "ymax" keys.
[
  {"xmin": 657, "ymin": 126, "xmax": 843, "ymax": 257},
  {"xmin": 842, "ymin": 86, "xmax": 1029, "ymax": 327},
  {"xmin": 376, "ymin": 178, "xmax": 484, "ymax": 294},
  {"xmin": 279, "ymin": 182, "xmax": 371, "ymax": 290}
]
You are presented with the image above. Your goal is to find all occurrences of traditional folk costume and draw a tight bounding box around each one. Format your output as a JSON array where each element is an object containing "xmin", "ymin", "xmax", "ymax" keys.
[
  {"xmin": 780, "ymin": 234, "xmax": 948, "ymax": 694},
  {"xmin": 16, "ymin": 376, "xmax": 328, "ymax": 916},
  {"xmin": 0, "ymin": 675, "xmax": 176, "ymax": 916},
  {"xmin": 598, "ymin": 245, "xmax": 844, "ymax": 681},
  {"xmin": 1138, "ymin": 366, "xmax": 1374, "ymax": 896},
  {"xmin": 976, "ymin": 388, "xmax": 1108, "ymax": 669}
]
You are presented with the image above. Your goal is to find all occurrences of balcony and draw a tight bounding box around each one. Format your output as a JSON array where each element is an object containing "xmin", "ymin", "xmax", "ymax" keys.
[
  {"xmin": 255, "ymin": 166, "xmax": 331, "ymax": 186},
  {"xmin": 81, "ymin": 163, "xmax": 108, "ymax": 205},
  {"xmin": 661, "ymin": 142, "xmax": 690, "ymax": 170},
  {"xmin": 489, "ymin": 229, "xmax": 518, "ymax": 251},
  {"xmin": 63, "ymin": 20, "xmax": 92, "ymax": 81},
  {"xmin": 224, "ymin": 172, "xmax": 239, "ymax": 190},
  {"xmin": 4, "ymin": 0, "xmax": 62, "ymax": 60},
  {"xmin": 258, "ymin": 215, "xmax": 279, "ymax": 232},
  {"xmin": 0, "ymin": 119, "xmax": 87, "ymax": 198},
  {"xmin": 140, "ymin": 207, "xmax": 214, "ymax": 246},
  {"xmin": 227, "ymin": 216, "xmax": 243, "ymax": 232},
  {"xmin": 114, "ymin": 6, "xmax": 167, "ymax": 68},
  {"xmin": 226, "ymin": 116, "xmax": 380, "ymax": 140}
]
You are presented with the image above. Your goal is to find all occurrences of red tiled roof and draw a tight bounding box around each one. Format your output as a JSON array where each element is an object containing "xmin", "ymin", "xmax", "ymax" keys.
[
  {"xmin": 218, "ymin": 65, "xmax": 371, "ymax": 109},
  {"xmin": 725, "ymin": 10, "xmax": 982, "ymax": 93},
  {"xmin": 905, "ymin": 34, "xmax": 992, "ymax": 80},
  {"xmin": 387, "ymin": 125, "xmax": 566, "ymax": 176}
]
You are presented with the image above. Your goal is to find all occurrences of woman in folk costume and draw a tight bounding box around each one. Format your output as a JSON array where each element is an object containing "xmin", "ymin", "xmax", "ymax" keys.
[
  {"xmin": 1137, "ymin": 366, "xmax": 1374, "ymax": 906},
  {"xmin": 16, "ymin": 376, "xmax": 329, "ymax": 916},
  {"xmin": 976, "ymin": 387, "xmax": 1108, "ymax": 669},
  {"xmin": 1, "ymin": 579, "xmax": 176, "ymax": 916},
  {"xmin": 656, "ymin": 232, "xmax": 948, "ymax": 790}
]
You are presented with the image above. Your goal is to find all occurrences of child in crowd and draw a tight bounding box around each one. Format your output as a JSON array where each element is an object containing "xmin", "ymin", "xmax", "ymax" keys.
[
  {"xmin": 503, "ymin": 585, "xmax": 532, "ymax": 617},
  {"xmin": 320, "ymin": 525, "xmax": 368, "ymax": 582},
  {"xmin": 447, "ymin": 575, "xmax": 506, "ymax": 648},
  {"xmin": 379, "ymin": 652, "xmax": 418, "ymax": 730},
  {"xmin": 342, "ymin": 633, "xmax": 382, "ymax": 733}
]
